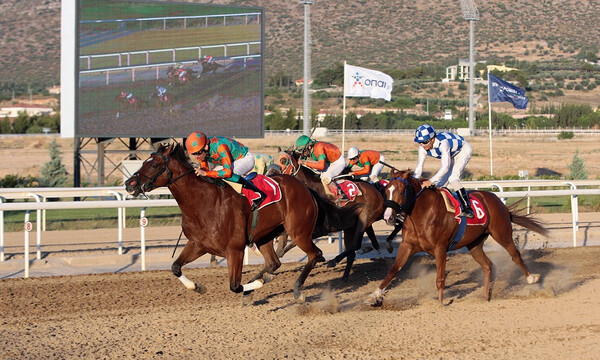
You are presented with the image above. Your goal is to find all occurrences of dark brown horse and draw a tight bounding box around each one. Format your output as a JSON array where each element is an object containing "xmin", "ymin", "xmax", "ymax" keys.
[
  {"xmin": 198, "ymin": 58, "xmax": 224, "ymax": 74},
  {"xmin": 149, "ymin": 91, "xmax": 176, "ymax": 111},
  {"xmin": 166, "ymin": 66, "xmax": 196, "ymax": 85},
  {"xmin": 124, "ymin": 143, "xmax": 324, "ymax": 304},
  {"xmin": 267, "ymin": 149, "xmax": 386, "ymax": 281},
  {"xmin": 364, "ymin": 169, "xmax": 549, "ymax": 306}
]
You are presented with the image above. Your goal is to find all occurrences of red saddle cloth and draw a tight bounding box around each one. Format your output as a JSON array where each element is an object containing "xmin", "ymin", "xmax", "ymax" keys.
[
  {"xmin": 241, "ymin": 174, "xmax": 282, "ymax": 210},
  {"xmin": 327, "ymin": 180, "xmax": 361, "ymax": 206},
  {"xmin": 440, "ymin": 188, "xmax": 487, "ymax": 225}
]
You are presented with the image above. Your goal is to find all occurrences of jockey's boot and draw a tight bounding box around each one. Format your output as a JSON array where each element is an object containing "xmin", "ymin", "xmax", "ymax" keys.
[
  {"xmin": 456, "ymin": 188, "xmax": 475, "ymax": 218},
  {"xmin": 238, "ymin": 177, "xmax": 266, "ymax": 211},
  {"xmin": 334, "ymin": 181, "xmax": 349, "ymax": 204}
]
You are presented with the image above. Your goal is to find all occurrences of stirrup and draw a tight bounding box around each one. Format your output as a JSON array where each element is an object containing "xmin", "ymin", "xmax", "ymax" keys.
[{"xmin": 459, "ymin": 208, "xmax": 474, "ymax": 218}]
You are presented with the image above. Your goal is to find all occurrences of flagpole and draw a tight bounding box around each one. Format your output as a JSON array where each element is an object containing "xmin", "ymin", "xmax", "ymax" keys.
[
  {"xmin": 342, "ymin": 61, "xmax": 347, "ymax": 154},
  {"xmin": 487, "ymin": 68, "xmax": 493, "ymax": 176}
]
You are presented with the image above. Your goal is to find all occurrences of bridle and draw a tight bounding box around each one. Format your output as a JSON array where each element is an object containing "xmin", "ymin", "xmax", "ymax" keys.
[
  {"xmin": 277, "ymin": 152, "xmax": 302, "ymax": 176},
  {"xmin": 134, "ymin": 150, "xmax": 193, "ymax": 195},
  {"xmin": 383, "ymin": 177, "xmax": 418, "ymax": 218}
]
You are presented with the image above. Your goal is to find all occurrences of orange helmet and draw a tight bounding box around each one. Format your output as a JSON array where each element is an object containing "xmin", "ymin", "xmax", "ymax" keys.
[{"xmin": 185, "ymin": 132, "xmax": 208, "ymax": 154}]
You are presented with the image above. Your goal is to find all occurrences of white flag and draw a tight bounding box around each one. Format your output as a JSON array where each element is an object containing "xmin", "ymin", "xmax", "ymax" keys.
[{"xmin": 344, "ymin": 63, "xmax": 393, "ymax": 101}]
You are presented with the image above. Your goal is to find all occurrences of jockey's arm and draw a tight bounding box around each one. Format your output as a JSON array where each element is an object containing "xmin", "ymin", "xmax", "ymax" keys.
[
  {"xmin": 303, "ymin": 150, "xmax": 327, "ymax": 171},
  {"xmin": 430, "ymin": 141, "xmax": 452, "ymax": 186},
  {"xmin": 204, "ymin": 144, "xmax": 234, "ymax": 178},
  {"xmin": 414, "ymin": 146, "xmax": 427, "ymax": 179},
  {"xmin": 352, "ymin": 161, "xmax": 371, "ymax": 176},
  {"xmin": 198, "ymin": 160, "xmax": 210, "ymax": 171}
]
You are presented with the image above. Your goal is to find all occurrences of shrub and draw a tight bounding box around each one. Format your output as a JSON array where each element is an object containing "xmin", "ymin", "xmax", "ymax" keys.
[{"xmin": 558, "ymin": 131, "xmax": 574, "ymax": 140}]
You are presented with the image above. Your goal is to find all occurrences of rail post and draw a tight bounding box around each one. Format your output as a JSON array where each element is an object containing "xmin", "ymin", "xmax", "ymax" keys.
[
  {"xmin": 24, "ymin": 211, "xmax": 33, "ymax": 278},
  {"xmin": 140, "ymin": 207, "xmax": 148, "ymax": 271}
]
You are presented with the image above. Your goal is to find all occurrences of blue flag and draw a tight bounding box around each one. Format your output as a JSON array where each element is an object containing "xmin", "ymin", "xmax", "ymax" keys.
[{"xmin": 488, "ymin": 73, "xmax": 529, "ymax": 109}]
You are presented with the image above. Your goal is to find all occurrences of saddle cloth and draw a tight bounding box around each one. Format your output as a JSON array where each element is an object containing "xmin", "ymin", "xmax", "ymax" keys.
[
  {"xmin": 327, "ymin": 179, "xmax": 362, "ymax": 207},
  {"xmin": 440, "ymin": 188, "xmax": 487, "ymax": 225},
  {"xmin": 225, "ymin": 174, "xmax": 282, "ymax": 210}
]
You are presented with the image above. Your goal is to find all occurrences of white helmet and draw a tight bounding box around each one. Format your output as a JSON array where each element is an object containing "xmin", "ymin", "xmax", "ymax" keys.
[{"xmin": 347, "ymin": 147, "xmax": 359, "ymax": 159}]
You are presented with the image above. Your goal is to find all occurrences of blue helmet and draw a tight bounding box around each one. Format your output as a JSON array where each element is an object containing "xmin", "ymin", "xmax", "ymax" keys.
[{"xmin": 414, "ymin": 124, "xmax": 436, "ymax": 143}]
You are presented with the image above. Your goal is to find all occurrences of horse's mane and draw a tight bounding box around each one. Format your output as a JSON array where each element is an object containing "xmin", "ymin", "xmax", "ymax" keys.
[{"xmin": 159, "ymin": 142, "xmax": 225, "ymax": 187}]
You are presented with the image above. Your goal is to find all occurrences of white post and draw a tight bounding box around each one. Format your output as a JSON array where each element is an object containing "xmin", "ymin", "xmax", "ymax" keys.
[
  {"xmin": 342, "ymin": 61, "xmax": 347, "ymax": 153},
  {"xmin": 24, "ymin": 211, "xmax": 32, "ymax": 278},
  {"xmin": 140, "ymin": 208, "xmax": 147, "ymax": 271},
  {"xmin": 0, "ymin": 198, "xmax": 4, "ymax": 262},
  {"xmin": 487, "ymin": 69, "xmax": 493, "ymax": 176}
]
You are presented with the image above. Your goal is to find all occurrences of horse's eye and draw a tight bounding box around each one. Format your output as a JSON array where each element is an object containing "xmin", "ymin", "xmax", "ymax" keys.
[
  {"xmin": 151, "ymin": 162, "xmax": 159, "ymax": 169},
  {"xmin": 281, "ymin": 158, "xmax": 289, "ymax": 166}
]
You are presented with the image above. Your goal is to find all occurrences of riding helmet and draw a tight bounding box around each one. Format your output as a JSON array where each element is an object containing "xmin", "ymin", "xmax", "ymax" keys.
[
  {"xmin": 185, "ymin": 132, "xmax": 208, "ymax": 154},
  {"xmin": 414, "ymin": 124, "xmax": 436, "ymax": 143},
  {"xmin": 347, "ymin": 146, "xmax": 360, "ymax": 159},
  {"xmin": 295, "ymin": 135, "xmax": 313, "ymax": 149}
]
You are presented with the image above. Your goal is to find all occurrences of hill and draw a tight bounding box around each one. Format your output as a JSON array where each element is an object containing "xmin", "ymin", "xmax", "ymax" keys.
[{"xmin": 1, "ymin": 0, "xmax": 599, "ymax": 86}]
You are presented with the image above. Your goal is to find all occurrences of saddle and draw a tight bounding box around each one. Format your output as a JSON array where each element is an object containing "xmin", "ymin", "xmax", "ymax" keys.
[
  {"xmin": 225, "ymin": 174, "xmax": 282, "ymax": 211},
  {"xmin": 326, "ymin": 179, "xmax": 361, "ymax": 207},
  {"xmin": 439, "ymin": 188, "xmax": 487, "ymax": 225}
]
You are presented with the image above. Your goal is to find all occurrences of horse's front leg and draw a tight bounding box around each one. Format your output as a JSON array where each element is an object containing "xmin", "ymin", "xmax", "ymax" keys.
[
  {"xmin": 226, "ymin": 248, "xmax": 265, "ymax": 306},
  {"xmin": 434, "ymin": 246, "xmax": 448, "ymax": 304},
  {"xmin": 172, "ymin": 242, "xmax": 207, "ymax": 294}
]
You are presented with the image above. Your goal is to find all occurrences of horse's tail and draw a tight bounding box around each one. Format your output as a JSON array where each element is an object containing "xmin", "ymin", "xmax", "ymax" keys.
[{"xmin": 508, "ymin": 197, "xmax": 550, "ymax": 237}]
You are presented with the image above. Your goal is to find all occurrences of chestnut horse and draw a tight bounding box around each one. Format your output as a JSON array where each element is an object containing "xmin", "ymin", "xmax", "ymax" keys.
[
  {"xmin": 364, "ymin": 169, "xmax": 549, "ymax": 306},
  {"xmin": 267, "ymin": 149, "xmax": 386, "ymax": 281},
  {"xmin": 124, "ymin": 143, "xmax": 324, "ymax": 303}
]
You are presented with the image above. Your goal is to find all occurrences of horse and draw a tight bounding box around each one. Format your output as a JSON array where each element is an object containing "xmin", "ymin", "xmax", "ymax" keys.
[
  {"xmin": 114, "ymin": 92, "xmax": 147, "ymax": 117},
  {"xmin": 166, "ymin": 66, "xmax": 195, "ymax": 85},
  {"xmin": 198, "ymin": 58, "xmax": 224, "ymax": 75},
  {"xmin": 149, "ymin": 91, "xmax": 176, "ymax": 111},
  {"xmin": 364, "ymin": 169, "xmax": 549, "ymax": 306},
  {"xmin": 267, "ymin": 149, "xmax": 388, "ymax": 281},
  {"xmin": 124, "ymin": 142, "xmax": 325, "ymax": 304}
]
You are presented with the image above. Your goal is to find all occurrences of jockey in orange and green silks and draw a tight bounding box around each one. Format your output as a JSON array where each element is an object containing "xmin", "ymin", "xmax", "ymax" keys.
[
  {"xmin": 186, "ymin": 131, "xmax": 266, "ymax": 210},
  {"xmin": 294, "ymin": 135, "xmax": 346, "ymax": 197},
  {"xmin": 201, "ymin": 137, "xmax": 248, "ymax": 182}
]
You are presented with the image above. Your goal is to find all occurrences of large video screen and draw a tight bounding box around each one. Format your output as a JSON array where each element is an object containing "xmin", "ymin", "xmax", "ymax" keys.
[{"xmin": 77, "ymin": 0, "xmax": 264, "ymax": 138}]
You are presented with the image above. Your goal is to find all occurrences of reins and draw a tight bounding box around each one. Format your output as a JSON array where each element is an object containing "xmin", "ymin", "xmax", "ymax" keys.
[{"xmin": 134, "ymin": 150, "xmax": 194, "ymax": 197}]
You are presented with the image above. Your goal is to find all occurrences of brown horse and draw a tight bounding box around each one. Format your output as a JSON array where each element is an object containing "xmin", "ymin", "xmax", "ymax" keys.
[
  {"xmin": 124, "ymin": 143, "xmax": 325, "ymax": 303},
  {"xmin": 198, "ymin": 58, "xmax": 224, "ymax": 74},
  {"xmin": 114, "ymin": 92, "xmax": 147, "ymax": 116},
  {"xmin": 267, "ymin": 149, "xmax": 386, "ymax": 281},
  {"xmin": 149, "ymin": 91, "xmax": 176, "ymax": 111},
  {"xmin": 364, "ymin": 169, "xmax": 549, "ymax": 306},
  {"xmin": 166, "ymin": 66, "xmax": 196, "ymax": 85}
]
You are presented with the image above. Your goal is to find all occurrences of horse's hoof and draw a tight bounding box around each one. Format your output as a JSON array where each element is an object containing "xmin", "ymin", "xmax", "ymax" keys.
[
  {"xmin": 194, "ymin": 284, "xmax": 207, "ymax": 294},
  {"xmin": 527, "ymin": 273, "xmax": 540, "ymax": 284},
  {"xmin": 386, "ymin": 243, "xmax": 393, "ymax": 253},
  {"xmin": 327, "ymin": 260, "xmax": 337, "ymax": 268},
  {"xmin": 294, "ymin": 291, "xmax": 306, "ymax": 304},
  {"xmin": 263, "ymin": 273, "xmax": 276, "ymax": 284},
  {"xmin": 363, "ymin": 294, "xmax": 383, "ymax": 307},
  {"xmin": 316, "ymin": 255, "xmax": 326, "ymax": 263},
  {"xmin": 210, "ymin": 260, "xmax": 218, "ymax": 268},
  {"xmin": 242, "ymin": 292, "xmax": 254, "ymax": 306}
]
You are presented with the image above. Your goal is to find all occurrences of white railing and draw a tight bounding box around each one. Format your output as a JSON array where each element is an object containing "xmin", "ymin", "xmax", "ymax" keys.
[
  {"xmin": 80, "ymin": 41, "xmax": 260, "ymax": 70},
  {"xmin": 1, "ymin": 181, "xmax": 599, "ymax": 278}
]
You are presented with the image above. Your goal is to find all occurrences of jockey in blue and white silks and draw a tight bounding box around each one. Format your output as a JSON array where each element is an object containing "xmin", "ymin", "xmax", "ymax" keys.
[{"xmin": 413, "ymin": 124, "xmax": 474, "ymax": 218}]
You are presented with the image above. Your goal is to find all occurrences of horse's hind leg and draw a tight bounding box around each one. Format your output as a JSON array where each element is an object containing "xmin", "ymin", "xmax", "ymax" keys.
[
  {"xmin": 467, "ymin": 236, "xmax": 492, "ymax": 301},
  {"xmin": 250, "ymin": 240, "xmax": 281, "ymax": 284},
  {"xmin": 172, "ymin": 242, "xmax": 207, "ymax": 293},
  {"xmin": 290, "ymin": 237, "xmax": 324, "ymax": 303},
  {"xmin": 489, "ymin": 225, "xmax": 540, "ymax": 284}
]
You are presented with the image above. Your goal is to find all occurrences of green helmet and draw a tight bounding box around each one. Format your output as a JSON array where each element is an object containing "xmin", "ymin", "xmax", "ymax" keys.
[{"xmin": 295, "ymin": 135, "xmax": 313, "ymax": 149}]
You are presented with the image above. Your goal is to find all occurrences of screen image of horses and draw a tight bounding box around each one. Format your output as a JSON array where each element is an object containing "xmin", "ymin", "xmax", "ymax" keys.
[{"xmin": 77, "ymin": 0, "xmax": 264, "ymax": 138}]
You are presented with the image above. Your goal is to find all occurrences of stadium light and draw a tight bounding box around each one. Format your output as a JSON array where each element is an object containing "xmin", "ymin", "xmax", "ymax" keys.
[
  {"xmin": 301, "ymin": 0, "xmax": 313, "ymax": 135},
  {"xmin": 460, "ymin": 0, "xmax": 479, "ymax": 135}
]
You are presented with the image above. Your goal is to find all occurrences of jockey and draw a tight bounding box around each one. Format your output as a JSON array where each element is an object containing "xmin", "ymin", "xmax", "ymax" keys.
[
  {"xmin": 203, "ymin": 55, "xmax": 215, "ymax": 64},
  {"xmin": 295, "ymin": 135, "xmax": 347, "ymax": 199},
  {"xmin": 346, "ymin": 147, "xmax": 385, "ymax": 183},
  {"xmin": 185, "ymin": 132, "xmax": 266, "ymax": 211},
  {"xmin": 156, "ymin": 86, "xmax": 167, "ymax": 98},
  {"xmin": 413, "ymin": 124, "xmax": 474, "ymax": 218}
]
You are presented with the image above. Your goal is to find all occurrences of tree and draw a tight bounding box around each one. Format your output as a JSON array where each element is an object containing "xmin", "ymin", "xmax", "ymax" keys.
[
  {"xmin": 566, "ymin": 149, "xmax": 588, "ymax": 180},
  {"xmin": 39, "ymin": 139, "xmax": 68, "ymax": 187}
]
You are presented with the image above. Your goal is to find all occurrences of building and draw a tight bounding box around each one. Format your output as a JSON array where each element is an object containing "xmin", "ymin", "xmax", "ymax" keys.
[
  {"xmin": 0, "ymin": 104, "xmax": 55, "ymax": 119},
  {"xmin": 445, "ymin": 59, "xmax": 485, "ymax": 82}
]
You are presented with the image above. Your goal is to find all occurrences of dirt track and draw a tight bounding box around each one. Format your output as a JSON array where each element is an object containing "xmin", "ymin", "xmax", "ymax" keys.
[{"xmin": 2, "ymin": 244, "xmax": 600, "ymax": 359}]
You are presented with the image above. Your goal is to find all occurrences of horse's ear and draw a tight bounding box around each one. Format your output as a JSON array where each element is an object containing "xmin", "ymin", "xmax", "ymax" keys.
[
  {"xmin": 401, "ymin": 170, "xmax": 410, "ymax": 180},
  {"xmin": 277, "ymin": 146, "xmax": 282, "ymax": 152}
]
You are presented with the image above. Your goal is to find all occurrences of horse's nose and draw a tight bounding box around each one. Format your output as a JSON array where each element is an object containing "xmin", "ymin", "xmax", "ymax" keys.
[{"xmin": 383, "ymin": 208, "xmax": 393, "ymax": 222}]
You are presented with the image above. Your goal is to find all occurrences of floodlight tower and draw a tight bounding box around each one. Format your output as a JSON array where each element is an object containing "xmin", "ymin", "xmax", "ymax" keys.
[
  {"xmin": 461, "ymin": 0, "xmax": 479, "ymax": 135},
  {"xmin": 301, "ymin": 0, "xmax": 313, "ymax": 135}
]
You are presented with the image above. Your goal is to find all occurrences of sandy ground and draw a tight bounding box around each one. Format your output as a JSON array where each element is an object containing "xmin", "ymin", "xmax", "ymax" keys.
[
  {"xmin": 1, "ymin": 244, "xmax": 599, "ymax": 359},
  {"xmin": 1, "ymin": 211, "xmax": 600, "ymax": 359}
]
